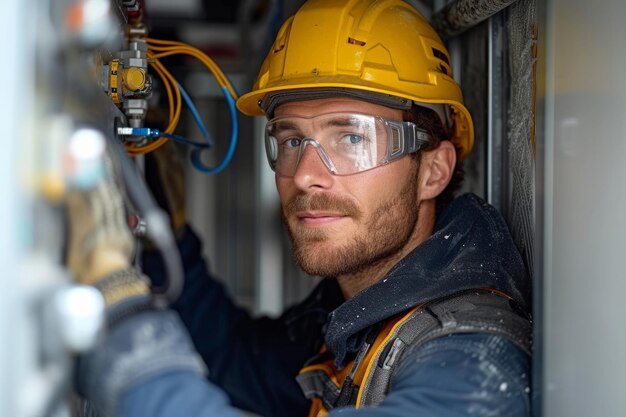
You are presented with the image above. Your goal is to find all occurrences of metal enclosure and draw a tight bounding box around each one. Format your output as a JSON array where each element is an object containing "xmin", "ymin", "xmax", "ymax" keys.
[
  {"xmin": 0, "ymin": 2, "xmax": 30, "ymax": 416},
  {"xmin": 536, "ymin": 0, "xmax": 626, "ymax": 415}
]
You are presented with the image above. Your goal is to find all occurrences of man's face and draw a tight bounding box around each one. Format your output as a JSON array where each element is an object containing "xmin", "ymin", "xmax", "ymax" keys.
[{"xmin": 274, "ymin": 97, "xmax": 424, "ymax": 279}]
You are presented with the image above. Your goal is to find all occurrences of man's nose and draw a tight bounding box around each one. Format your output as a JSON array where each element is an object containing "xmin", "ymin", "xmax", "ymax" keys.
[{"xmin": 292, "ymin": 142, "xmax": 335, "ymax": 190}]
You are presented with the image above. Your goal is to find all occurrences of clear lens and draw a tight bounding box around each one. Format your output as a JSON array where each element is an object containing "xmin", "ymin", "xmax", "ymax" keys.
[{"xmin": 265, "ymin": 112, "xmax": 428, "ymax": 176}]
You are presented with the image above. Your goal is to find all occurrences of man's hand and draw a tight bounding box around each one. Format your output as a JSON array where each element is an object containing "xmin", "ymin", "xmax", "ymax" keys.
[{"xmin": 65, "ymin": 155, "xmax": 134, "ymax": 285}]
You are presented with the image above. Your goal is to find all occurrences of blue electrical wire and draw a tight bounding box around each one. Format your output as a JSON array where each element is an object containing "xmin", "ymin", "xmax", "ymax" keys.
[
  {"xmin": 117, "ymin": 127, "xmax": 207, "ymax": 149},
  {"xmin": 177, "ymin": 81, "xmax": 213, "ymax": 147},
  {"xmin": 157, "ymin": 132, "xmax": 209, "ymax": 149},
  {"xmin": 223, "ymin": 74, "xmax": 240, "ymax": 98},
  {"xmin": 190, "ymin": 86, "xmax": 238, "ymax": 175},
  {"xmin": 119, "ymin": 84, "xmax": 237, "ymax": 175}
]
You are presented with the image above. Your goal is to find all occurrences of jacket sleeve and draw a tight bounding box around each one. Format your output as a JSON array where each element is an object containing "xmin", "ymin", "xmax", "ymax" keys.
[
  {"xmin": 85, "ymin": 312, "xmax": 528, "ymax": 417},
  {"xmin": 327, "ymin": 332, "xmax": 531, "ymax": 417},
  {"xmin": 77, "ymin": 306, "xmax": 248, "ymax": 417},
  {"xmin": 140, "ymin": 225, "xmax": 342, "ymax": 417}
]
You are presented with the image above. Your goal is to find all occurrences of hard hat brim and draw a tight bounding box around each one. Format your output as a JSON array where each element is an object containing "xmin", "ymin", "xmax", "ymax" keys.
[{"xmin": 236, "ymin": 83, "xmax": 474, "ymax": 159}]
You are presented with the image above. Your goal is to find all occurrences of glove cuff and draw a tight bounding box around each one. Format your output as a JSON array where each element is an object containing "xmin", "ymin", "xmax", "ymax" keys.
[
  {"xmin": 94, "ymin": 267, "xmax": 151, "ymax": 307},
  {"xmin": 93, "ymin": 268, "xmax": 156, "ymax": 328}
]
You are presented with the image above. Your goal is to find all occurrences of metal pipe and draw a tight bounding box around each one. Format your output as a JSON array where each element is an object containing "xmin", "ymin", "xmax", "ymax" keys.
[{"xmin": 431, "ymin": 0, "xmax": 519, "ymax": 39}]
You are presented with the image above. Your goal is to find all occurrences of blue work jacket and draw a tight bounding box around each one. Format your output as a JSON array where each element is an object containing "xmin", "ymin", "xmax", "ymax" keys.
[{"xmin": 78, "ymin": 193, "xmax": 532, "ymax": 417}]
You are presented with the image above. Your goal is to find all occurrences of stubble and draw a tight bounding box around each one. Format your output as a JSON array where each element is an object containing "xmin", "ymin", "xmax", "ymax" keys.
[{"xmin": 282, "ymin": 175, "xmax": 419, "ymax": 278}]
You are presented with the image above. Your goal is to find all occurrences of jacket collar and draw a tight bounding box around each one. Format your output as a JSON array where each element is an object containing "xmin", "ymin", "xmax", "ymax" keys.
[{"xmin": 323, "ymin": 193, "xmax": 531, "ymax": 368}]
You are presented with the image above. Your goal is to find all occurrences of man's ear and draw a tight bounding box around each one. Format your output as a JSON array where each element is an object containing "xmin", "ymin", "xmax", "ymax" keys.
[{"xmin": 418, "ymin": 141, "xmax": 457, "ymax": 201}]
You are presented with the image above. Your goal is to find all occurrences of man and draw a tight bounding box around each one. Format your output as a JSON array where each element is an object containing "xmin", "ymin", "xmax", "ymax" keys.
[{"xmin": 71, "ymin": 1, "xmax": 532, "ymax": 416}]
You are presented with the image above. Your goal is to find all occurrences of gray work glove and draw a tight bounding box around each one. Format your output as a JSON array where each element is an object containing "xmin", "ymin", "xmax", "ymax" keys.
[{"xmin": 65, "ymin": 154, "xmax": 150, "ymax": 304}]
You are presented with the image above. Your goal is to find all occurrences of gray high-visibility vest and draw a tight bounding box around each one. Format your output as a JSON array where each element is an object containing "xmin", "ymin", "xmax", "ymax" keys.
[{"xmin": 296, "ymin": 289, "xmax": 532, "ymax": 415}]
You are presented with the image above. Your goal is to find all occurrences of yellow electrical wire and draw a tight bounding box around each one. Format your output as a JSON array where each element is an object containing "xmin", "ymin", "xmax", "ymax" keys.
[
  {"xmin": 124, "ymin": 37, "xmax": 238, "ymax": 156},
  {"xmin": 147, "ymin": 44, "xmax": 231, "ymax": 88},
  {"xmin": 124, "ymin": 59, "xmax": 169, "ymax": 154},
  {"xmin": 150, "ymin": 48, "xmax": 233, "ymax": 94},
  {"xmin": 150, "ymin": 56, "xmax": 175, "ymax": 126},
  {"xmin": 146, "ymin": 37, "xmax": 238, "ymax": 100},
  {"xmin": 149, "ymin": 54, "xmax": 182, "ymax": 133},
  {"xmin": 126, "ymin": 52, "xmax": 183, "ymax": 155}
]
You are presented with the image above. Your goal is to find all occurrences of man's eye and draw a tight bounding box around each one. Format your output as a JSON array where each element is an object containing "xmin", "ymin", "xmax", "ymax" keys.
[
  {"xmin": 341, "ymin": 134, "xmax": 365, "ymax": 145},
  {"xmin": 282, "ymin": 137, "xmax": 302, "ymax": 148}
]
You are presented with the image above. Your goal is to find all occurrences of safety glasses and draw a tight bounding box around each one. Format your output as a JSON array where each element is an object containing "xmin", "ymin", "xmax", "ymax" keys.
[{"xmin": 264, "ymin": 112, "xmax": 432, "ymax": 177}]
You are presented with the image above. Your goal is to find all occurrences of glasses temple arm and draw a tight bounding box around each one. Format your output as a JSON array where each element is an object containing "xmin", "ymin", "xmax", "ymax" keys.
[{"xmin": 404, "ymin": 123, "xmax": 433, "ymax": 154}]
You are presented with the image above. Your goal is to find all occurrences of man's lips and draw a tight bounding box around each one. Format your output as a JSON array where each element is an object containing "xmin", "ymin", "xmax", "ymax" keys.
[
  {"xmin": 296, "ymin": 211, "xmax": 348, "ymax": 226},
  {"xmin": 285, "ymin": 193, "xmax": 362, "ymax": 227}
]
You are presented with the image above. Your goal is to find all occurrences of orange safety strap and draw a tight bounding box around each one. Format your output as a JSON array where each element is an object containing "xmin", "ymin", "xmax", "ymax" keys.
[
  {"xmin": 298, "ymin": 288, "xmax": 514, "ymax": 417},
  {"xmin": 299, "ymin": 305, "xmax": 421, "ymax": 417}
]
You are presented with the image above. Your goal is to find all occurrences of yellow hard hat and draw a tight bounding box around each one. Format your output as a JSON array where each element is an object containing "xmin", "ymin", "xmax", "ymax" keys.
[{"xmin": 236, "ymin": 0, "xmax": 474, "ymax": 158}]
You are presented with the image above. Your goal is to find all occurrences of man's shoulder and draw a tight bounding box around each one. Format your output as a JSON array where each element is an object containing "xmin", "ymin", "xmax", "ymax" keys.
[
  {"xmin": 393, "ymin": 332, "xmax": 531, "ymax": 415},
  {"xmin": 398, "ymin": 331, "xmax": 531, "ymax": 380}
]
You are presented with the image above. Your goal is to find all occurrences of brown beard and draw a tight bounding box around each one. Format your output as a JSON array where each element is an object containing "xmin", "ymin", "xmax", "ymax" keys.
[{"xmin": 281, "ymin": 173, "xmax": 419, "ymax": 278}]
